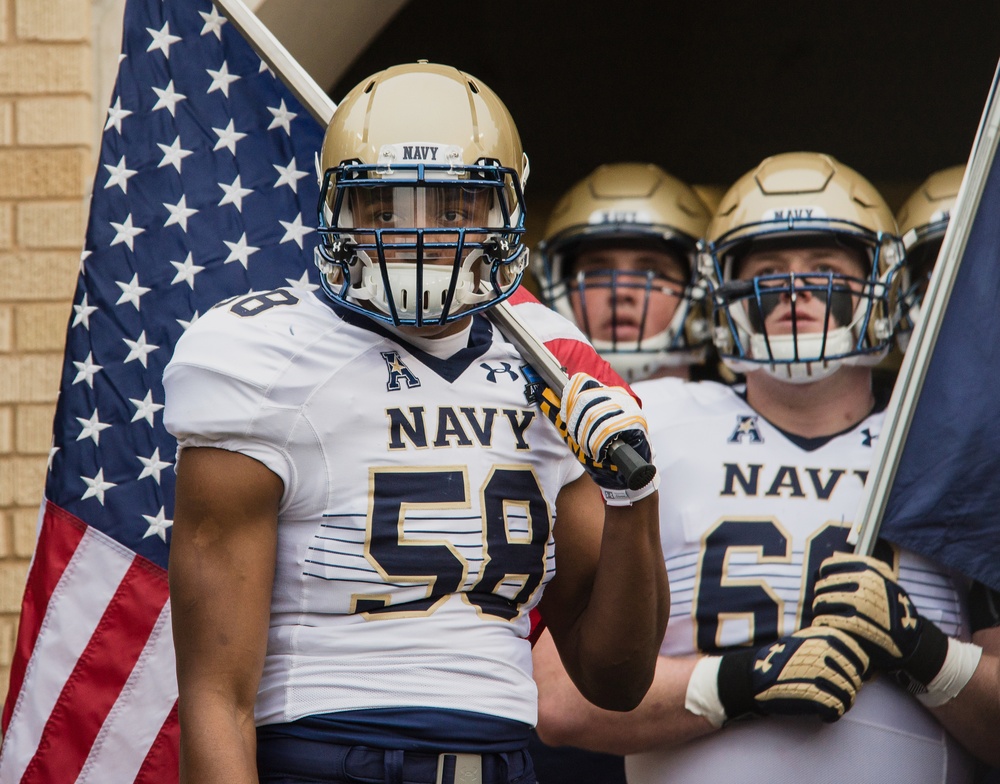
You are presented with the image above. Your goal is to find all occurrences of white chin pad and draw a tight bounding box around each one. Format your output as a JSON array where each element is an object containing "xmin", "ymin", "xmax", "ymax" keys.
[{"xmin": 358, "ymin": 256, "xmax": 486, "ymax": 319}]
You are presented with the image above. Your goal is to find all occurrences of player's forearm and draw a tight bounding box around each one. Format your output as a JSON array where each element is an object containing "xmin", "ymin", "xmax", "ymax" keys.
[
  {"xmin": 535, "ymin": 635, "xmax": 715, "ymax": 755},
  {"xmin": 178, "ymin": 695, "xmax": 259, "ymax": 783},
  {"xmin": 574, "ymin": 493, "xmax": 670, "ymax": 708},
  {"xmin": 930, "ymin": 632, "xmax": 1000, "ymax": 765}
]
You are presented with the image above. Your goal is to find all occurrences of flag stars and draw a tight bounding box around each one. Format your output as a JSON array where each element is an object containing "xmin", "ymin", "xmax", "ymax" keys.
[
  {"xmin": 223, "ymin": 233, "xmax": 260, "ymax": 269},
  {"xmin": 146, "ymin": 21, "xmax": 182, "ymax": 58},
  {"xmin": 152, "ymin": 80, "xmax": 186, "ymax": 116},
  {"xmin": 130, "ymin": 390, "xmax": 164, "ymax": 427},
  {"xmin": 104, "ymin": 155, "xmax": 138, "ymax": 194},
  {"xmin": 72, "ymin": 293, "xmax": 99, "ymax": 329},
  {"xmin": 48, "ymin": 443, "xmax": 59, "ymax": 472},
  {"xmin": 164, "ymin": 194, "xmax": 198, "ymax": 231},
  {"xmin": 218, "ymin": 174, "xmax": 254, "ymax": 211},
  {"xmin": 79, "ymin": 249, "xmax": 92, "ymax": 275},
  {"xmin": 110, "ymin": 214, "xmax": 145, "ymax": 251},
  {"xmin": 274, "ymin": 158, "xmax": 309, "ymax": 193},
  {"xmin": 81, "ymin": 468, "xmax": 116, "ymax": 505},
  {"xmin": 137, "ymin": 447, "xmax": 172, "ymax": 484},
  {"xmin": 116, "ymin": 273, "xmax": 151, "ymax": 310},
  {"xmin": 72, "ymin": 352, "xmax": 103, "ymax": 388},
  {"xmin": 286, "ymin": 270, "xmax": 319, "ymax": 293},
  {"xmin": 267, "ymin": 99, "xmax": 297, "ymax": 135},
  {"xmin": 280, "ymin": 215, "xmax": 314, "ymax": 249},
  {"xmin": 170, "ymin": 252, "xmax": 205, "ymax": 289},
  {"xmin": 207, "ymin": 61, "xmax": 240, "ymax": 98},
  {"xmin": 177, "ymin": 311, "xmax": 200, "ymax": 331},
  {"xmin": 76, "ymin": 409, "xmax": 112, "ymax": 446},
  {"xmin": 199, "ymin": 6, "xmax": 227, "ymax": 39},
  {"xmin": 123, "ymin": 330, "xmax": 159, "ymax": 368},
  {"xmin": 157, "ymin": 136, "xmax": 194, "ymax": 173},
  {"xmin": 104, "ymin": 96, "xmax": 132, "ymax": 134},
  {"xmin": 142, "ymin": 507, "xmax": 173, "ymax": 542},
  {"xmin": 212, "ymin": 119, "xmax": 247, "ymax": 155}
]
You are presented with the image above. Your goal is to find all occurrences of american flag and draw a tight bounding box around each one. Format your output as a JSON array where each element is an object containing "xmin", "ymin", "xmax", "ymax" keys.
[
  {"xmin": 0, "ymin": 0, "xmax": 626, "ymax": 780},
  {"xmin": 0, "ymin": 0, "xmax": 324, "ymax": 779}
]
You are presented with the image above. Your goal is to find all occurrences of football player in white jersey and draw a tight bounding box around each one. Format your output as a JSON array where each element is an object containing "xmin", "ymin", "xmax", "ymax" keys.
[
  {"xmin": 163, "ymin": 63, "xmax": 668, "ymax": 784},
  {"xmin": 535, "ymin": 162, "xmax": 714, "ymax": 385},
  {"xmin": 529, "ymin": 163, "xmax": 712, "ymax": 783},
  {"xmin": 532, "ymin": 152, "xmax": 1000, "ymax": 784}
]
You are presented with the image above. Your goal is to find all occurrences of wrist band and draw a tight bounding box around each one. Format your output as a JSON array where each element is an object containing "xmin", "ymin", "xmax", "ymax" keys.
[
  {"xmin": 916, "ymin": 637, "xmax": 983, "ymax": 708},
  {"xmin": 685, "ymin": 656, "xmax": 727, "ymax": 728},
  {"xmin": 601, "ymin": 472, "xmax": 660, "ymax": 507}
]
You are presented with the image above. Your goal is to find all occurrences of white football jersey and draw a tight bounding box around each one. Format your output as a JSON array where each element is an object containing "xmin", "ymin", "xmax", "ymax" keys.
[
  {"xmin": 624, "ymin": 377, "xmax": 973, "ymax": 784},
  {"xmin": 163, "ymin": 289, "xmax": 584, "ymax": 729}
]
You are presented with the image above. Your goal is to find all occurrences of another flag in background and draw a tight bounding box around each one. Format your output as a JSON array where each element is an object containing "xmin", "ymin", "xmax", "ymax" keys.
[
  {"xmin": 0, "ymin": 0, "xmax": 627, "ymax": 781},
  {"xmin": 876, "ymin": 134, "xmax": 1000, "ymax": 594}
]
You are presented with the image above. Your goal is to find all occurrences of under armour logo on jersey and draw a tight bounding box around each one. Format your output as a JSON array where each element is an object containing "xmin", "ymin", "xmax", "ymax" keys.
[
  {"xmin": 481, "ymin": 361, "xmax": 519, "ymax": 383},
  {"xmin": 861, "ymin": 428, "xmax": 877, "ymax": 447},
  {"xmin": 381, "ymin": 351, "xmax": 421, "ymax": 391},
  {"xmin": 729, "ymin": 415, "xmax": 764, "ymax": 444}
]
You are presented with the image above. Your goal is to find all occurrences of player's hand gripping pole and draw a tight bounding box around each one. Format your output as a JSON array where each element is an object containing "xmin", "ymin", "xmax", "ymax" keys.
[{"xmin": 486, "ymin": 298, "xmax": 657, "ymax": 493}]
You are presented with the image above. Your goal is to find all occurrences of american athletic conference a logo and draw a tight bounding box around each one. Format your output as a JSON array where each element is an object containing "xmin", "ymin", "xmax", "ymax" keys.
[
  {"xmin": 381, "ymin": 351, "xmax": 420, "ymax": 391},
  {"xmin": 729, "ymin": 414, "xmax": 764, "ymax": 444}
]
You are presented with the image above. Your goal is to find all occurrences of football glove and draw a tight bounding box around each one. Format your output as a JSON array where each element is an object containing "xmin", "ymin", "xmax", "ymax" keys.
[
  {"xmin": 811, "ymin": 554, "xmax": 948, "ymax": 686},
  {"xmin": 712, "ymin": 627, "xmax": 869, "ymax": 724},
  {"xmin": 537, "ymin": 372, "xmax": 657, "ymax": 505}
]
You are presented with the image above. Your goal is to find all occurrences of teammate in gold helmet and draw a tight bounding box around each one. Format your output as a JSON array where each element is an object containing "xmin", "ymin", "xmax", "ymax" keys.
[
  {"xmin": 895, "ymin": 165, "xmax": 965, "ymax": 350},
  {"xmin": 536, "ymin": 162, "xmax": 712, "ymax": 382},
  {"xmin": 533, "ymin": 152, "xmax": 999, "ymax": 784}
]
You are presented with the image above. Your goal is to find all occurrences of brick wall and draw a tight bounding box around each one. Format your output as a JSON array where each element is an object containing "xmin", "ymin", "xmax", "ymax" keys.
[{"xmin": 0, "ymin": 0, "xmax": 94, "ymax": 707}]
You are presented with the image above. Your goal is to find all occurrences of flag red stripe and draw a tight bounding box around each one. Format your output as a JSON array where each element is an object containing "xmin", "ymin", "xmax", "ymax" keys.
[
  {"xmin": 134, "ymin": 701, "xmax": 179, "ymax": 784},
  {"xmin": 1, "ymin": 503, "xmax": 87, "ymax": 734},
  {"xmin": 20, "ymin": 556, "xmax": 169, "ymax": 784}
]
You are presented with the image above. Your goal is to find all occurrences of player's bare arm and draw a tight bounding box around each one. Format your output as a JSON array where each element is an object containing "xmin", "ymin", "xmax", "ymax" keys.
[
  {"xmin": 931, "ymin": 628, "xmax": 1000, "ymax": 765},
  {"xmin": 169, "ymin": 446, "xmax": 282, "ymax": 784},
  {"xmin": 538, "ymin": 475, "xmax": 668, "ymax": 712},
  {"xmin": 534, "ymin": 633, "xmax": 714, "ymax": 755}
]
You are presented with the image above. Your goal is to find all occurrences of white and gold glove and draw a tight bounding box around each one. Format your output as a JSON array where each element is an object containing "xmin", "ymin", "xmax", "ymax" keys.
[
  {"xmin": 538, "ymin": 372, "xmax": 658, "ymax": 506},
  {"xmin": 812, "ymin": 554, "xmax": 982, "ymax": 706}
]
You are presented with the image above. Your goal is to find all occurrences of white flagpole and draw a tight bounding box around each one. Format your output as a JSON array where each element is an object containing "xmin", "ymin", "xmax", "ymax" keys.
[
  {"xmin": 850, "ymin": 58, "xmax": 1000, "ymax": 555},
  {"xmin": 212, "ymin": 0, "xmax": 337, "ymax": 122}
]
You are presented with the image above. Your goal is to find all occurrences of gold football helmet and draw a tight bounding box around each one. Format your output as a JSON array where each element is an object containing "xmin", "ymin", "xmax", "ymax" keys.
[
  {"xmin": 315, "ymin": 62, "xmax": 529, "ymax": 326},
  {"xmin": 895, "ymin": 165, "xmax": 965, "ymax": 350},
  {"xmin": 535, "ymin": 162, "xmax": 712, "ymax": 381},
  {"xmin": 700, "ymin": 152, "xmax": 905, "ymax": 383}
]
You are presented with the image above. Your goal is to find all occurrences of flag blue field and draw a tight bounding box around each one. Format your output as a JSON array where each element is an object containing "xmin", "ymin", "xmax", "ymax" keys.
[{"xmin": 876, "ymin": 111, "xmax": 1000, "ymax": 593}]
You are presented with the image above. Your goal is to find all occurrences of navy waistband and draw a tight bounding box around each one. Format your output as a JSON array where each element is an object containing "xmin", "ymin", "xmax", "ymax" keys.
[
  {"xmin": 257, "ymin": 735, "xmax": 535, "ymax": 784},
  {"xmin": 260, "ymin": 707, "xmax": 531, "ymax": 752}
]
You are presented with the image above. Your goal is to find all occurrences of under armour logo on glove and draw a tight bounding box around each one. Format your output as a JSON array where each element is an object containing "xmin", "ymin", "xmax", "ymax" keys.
[
  {"xmin": 716, "ymin": 627, "xmax": 870, "ymax": 724},
  {"xmin": 811, "ymin": 553, "xmax": 952, "ymax": 690}
]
